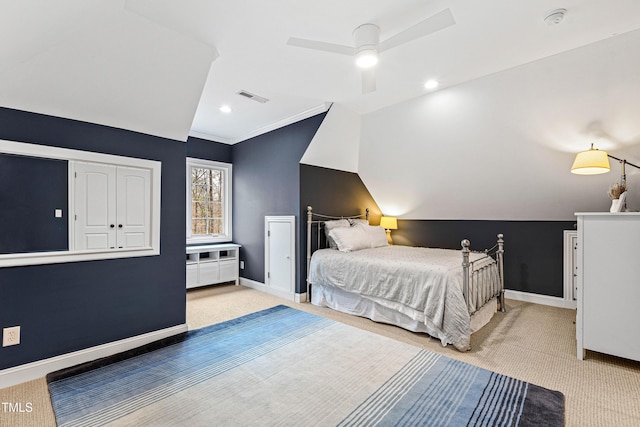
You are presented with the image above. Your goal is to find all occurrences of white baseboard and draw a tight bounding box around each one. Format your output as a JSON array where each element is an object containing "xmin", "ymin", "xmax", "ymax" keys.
[
  {"xmin": 504, "ymin": 289, "xmax": 576, "ymax": 309},
  {"xmin": 239, "ymin": 277, "xmax": 298, "ymax": 302},
  {"xmin": 294, "ymin": 292, "xmax": 308, "ymax": 303},
  {"xmin": 0, "ymin": 324, "xmax": 187, "ymax": 389}
]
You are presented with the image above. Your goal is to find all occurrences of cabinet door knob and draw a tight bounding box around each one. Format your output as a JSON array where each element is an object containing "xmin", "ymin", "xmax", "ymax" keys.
[
  {"xmin": 110, "ymin": 224, "xmax": 115, "ymax": 228},
  {"xmin": 118, "ymin": 224, "xmax": 123, "ymax": 228}
]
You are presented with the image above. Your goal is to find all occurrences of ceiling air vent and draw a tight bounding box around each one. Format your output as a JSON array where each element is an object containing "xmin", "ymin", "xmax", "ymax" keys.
[{"xmin": 236, "ymin": 90, "xmax": 269, "ymax": 104}]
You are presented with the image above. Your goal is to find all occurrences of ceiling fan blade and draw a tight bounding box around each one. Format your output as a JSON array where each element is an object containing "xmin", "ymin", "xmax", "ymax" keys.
[
  {"xmin": 362, "ymin": 67, "xmax": 376, "ymax": 94},
  {"xmin": 379, "ymin": 8, "xmax": 455, "ymax": 52},
  {"xmin": 287, "ymin": 37, "xmax": 355, "ymax": 56}
]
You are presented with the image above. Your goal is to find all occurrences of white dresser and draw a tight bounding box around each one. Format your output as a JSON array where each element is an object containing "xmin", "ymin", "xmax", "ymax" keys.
[
  {"xmin": 576, "ymin": 212, "xmax": 640, "ymax": 361},
  {"xmin": 186, "ymin": 243, "xmax": 241, "ymax": 289}
]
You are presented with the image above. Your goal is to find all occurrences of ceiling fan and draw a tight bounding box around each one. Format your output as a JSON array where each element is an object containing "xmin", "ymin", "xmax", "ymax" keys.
[{"xmin": 286, "ymin": 8, "xmax": 456, "ymax": 94}]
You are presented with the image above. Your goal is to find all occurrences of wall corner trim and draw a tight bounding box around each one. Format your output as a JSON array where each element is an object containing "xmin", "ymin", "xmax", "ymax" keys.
[
  {"xmin": 239, "ymin": 277, "xmax": 296, "ymax": 302},
  {"xmin": 504, "ymin": 289, "xmax": 576, "ymax": 309},
  {"xmin": 0, "ymin": 324, "xmax": 187, "ymax": 389}
]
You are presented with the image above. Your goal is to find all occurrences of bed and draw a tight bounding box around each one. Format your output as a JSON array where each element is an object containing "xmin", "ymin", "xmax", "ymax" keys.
[{"xmin": 305, "ymin": 206, "xmax": 505, "ymax": 351}]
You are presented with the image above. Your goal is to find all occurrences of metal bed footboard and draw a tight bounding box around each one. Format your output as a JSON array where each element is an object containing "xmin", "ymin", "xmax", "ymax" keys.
[{"xmin": 461, "ymin": 235, "xmax": 506, "ymax": 314}]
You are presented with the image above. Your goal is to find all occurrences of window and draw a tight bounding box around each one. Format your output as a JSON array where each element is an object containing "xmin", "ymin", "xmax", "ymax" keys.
[{"xmin": 187, "ymin": 158, "xmax": 232, "ymax": 244}]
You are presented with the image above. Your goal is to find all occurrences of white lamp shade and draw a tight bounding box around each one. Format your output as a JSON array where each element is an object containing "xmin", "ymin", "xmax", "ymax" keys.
[
  {"xmin": 571, "ymin": 147, "xmax": 610, "ymax": 175},
  {"xmin": 380, "ymin": 216, "xmax": 397, "ymax": 230}
]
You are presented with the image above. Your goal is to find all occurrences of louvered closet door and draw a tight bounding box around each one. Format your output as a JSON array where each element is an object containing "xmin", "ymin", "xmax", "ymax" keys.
[
  {"xmin": 116, "ymin": 166, "xmax": 150, "ymax": 249},
  {"xmin": 74, "ymin": 162, "xmax": 117, "ymax": 250}
]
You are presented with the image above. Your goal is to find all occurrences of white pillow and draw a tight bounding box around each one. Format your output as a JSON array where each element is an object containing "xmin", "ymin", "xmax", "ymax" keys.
[
  {"xmin": 365, "ymin": 225, "xmax": 388, "ymax": 248},
  {"xmin": 348, "ymin": 218, "xmax": 369, "ymax": 227},
  {"xmin": 329, "ymin": 224, "xmax": 388, "ymax": 252},
  {"xmin": 328, "ymin": 226, "xmax": 370, "ymax": 252},
  {"xmin": 323, "ymin": 219, "xmax": 350, "ymax": 249}
]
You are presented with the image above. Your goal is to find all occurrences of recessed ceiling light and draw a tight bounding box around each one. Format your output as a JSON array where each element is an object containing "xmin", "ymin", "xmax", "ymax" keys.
[
  {"xmin": 219, "ymin": 105, "xmax": 232, "ymax": 113},
  {"xmin": 424, "ymin": 79, "xmax": 439, "ymax": 90}
]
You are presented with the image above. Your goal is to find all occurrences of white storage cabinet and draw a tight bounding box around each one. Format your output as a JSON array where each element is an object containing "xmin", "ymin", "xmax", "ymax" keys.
[
  {"xmin": 576, "ymin": 212, "xmax": 640, "ymax": 361},
  {"xmin": 186, "ymin": 243, "xmax": 241, "ymax": 289}
]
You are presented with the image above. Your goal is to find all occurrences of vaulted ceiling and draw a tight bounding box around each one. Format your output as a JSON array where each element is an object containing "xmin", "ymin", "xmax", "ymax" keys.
[{"xmin": 2, "ymin": 1, "xmax": 640, "ymax": 143}]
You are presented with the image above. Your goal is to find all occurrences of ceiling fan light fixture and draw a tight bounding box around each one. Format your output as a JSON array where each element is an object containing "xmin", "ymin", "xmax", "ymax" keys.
[
  {"xmin": 424, "ymin": 79, "xmax": 439, "ymax": 90},
  {"xmin": 355, "ymin": 48, "xmax": 378, "ymax": 68}
]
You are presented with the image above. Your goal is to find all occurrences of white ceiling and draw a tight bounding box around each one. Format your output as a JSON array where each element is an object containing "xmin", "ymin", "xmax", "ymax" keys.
[{"xmin": 2, "ymin": 0, "xmax": 640, "ymax": 144}]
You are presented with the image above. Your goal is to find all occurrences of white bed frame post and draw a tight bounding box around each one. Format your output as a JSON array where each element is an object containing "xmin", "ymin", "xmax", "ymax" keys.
[
  {"xmin": 306, "ymin": 206, "xmax": 313, "ymax": 302},
  {"xmin": 497, "ymin": 234, "xmax": 506, "ymax": 312},
  {"xmin": 461, "ymin": 239, "xmax": 471, "ymax": 313}
]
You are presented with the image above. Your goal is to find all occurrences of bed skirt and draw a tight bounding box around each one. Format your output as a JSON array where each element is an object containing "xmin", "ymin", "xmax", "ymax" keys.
[{"xmin": 311, "ymin": 283, "xmax": 497, "ymax": 350}]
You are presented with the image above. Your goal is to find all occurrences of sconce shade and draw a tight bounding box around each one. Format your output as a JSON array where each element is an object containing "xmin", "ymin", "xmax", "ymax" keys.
[
  {"xmin": 380, "ymin": 216, "xmax": 398, "ymax": 230},
  {"xmin": 571, "ymin": 146, "xmax": 610, "ymax": 175}
]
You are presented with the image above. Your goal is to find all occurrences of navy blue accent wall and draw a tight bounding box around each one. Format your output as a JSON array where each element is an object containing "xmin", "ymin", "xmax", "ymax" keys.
[
  {"xmin": 393, "ymin": 220, "xmax": 576, "ymax": 298},
  {"xmin": 298, "ymin": 162, "xmax": 574, "ymax": 298},
  {"xmin": 186, "ymin": 136, "xmax": 232, "ymax": 163},
  {"xmin": 0, "ymin": 154, "xmax": 68, "ymax": 254},
  {"xmin": 232, "ymin": 113, "xmax": 326, "ymax": 292},
  {"xmin": 300, "ymin": 165, "xmax": 381, "ymax": 220},
  {"xmin": 0, "ymin": 107, "xmax": 186, "ymax": 370},
  {"xmin": 299, "ymin": 164, "xmax": 381, "ymax": 292}
]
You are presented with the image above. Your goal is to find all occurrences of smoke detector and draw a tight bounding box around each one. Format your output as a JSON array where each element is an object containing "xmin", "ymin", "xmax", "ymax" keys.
[{"xmin": 544, "ymin": 9, "xmax": 567, "ymax": 25}]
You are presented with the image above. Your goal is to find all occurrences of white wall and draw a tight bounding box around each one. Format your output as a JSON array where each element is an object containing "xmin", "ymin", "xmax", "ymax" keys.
[
  {"xmin": 359, "ymin": 29, "xmax": 640, "ymax": 221},
  {"xmin": 301, "ymin": 103, "xmax": 361, "ymax": 173}
]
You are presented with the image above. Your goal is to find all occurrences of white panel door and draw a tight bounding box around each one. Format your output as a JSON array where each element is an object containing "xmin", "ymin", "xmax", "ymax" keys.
[
  {"xmin": 265, "ymin": 216, "xmax": 295, "ymax": 297},
  {"xmin": 116, "ymin": 166, "xmax": 151, "ymax": 249},
  {"xmin": 74, "ymin": 162, "xmax": 116, "ymax": 250}
]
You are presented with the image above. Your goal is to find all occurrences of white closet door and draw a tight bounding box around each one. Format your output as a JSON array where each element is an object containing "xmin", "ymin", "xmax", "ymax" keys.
[
  {"xmin": 116, "ymin": 166, "xmax": 151, "ymax": 249},
  {"xmin": 74, "ymin": 162, "xmax": 117, "ymax": 250},
  {"xmin": 265, "ymin": 216, "xmax": 295, "ymax": 298}
]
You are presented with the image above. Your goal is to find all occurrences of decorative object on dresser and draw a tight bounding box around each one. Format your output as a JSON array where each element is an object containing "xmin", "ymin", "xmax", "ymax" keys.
[
  {"xmin": 305, "ymin": 206, "xmax": 505, "ymax": 352},
  {"xmin": 379, "ymin": 215, "xmax": 398, "ymax": 244},
  {"xmin": 575, "ymin": 212, "xmax": 640, "ymax": 362},
  {"xmin": 186, "ymin": 243, "xmax": 241, "ymax": 289},
  {"xmin": 608, "ymin": 181, "xmax": 627, "ymax": 212}
]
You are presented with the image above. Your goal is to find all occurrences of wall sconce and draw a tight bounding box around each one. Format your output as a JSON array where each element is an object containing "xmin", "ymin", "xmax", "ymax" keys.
[{"xmin": 379, "ymin": 216, "xmax": 398, "ymax": 245}]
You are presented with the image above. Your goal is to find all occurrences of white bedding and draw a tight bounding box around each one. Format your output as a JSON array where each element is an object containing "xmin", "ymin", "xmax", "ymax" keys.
[{"xmin": 307, "ymin": 245, "xmax": 497, "ymax": 351}]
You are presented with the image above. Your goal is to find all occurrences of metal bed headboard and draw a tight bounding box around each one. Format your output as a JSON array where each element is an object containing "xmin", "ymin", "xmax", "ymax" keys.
[{"xmin": 305, "ymin": 205, "xmax": 369, "ymax": 301}]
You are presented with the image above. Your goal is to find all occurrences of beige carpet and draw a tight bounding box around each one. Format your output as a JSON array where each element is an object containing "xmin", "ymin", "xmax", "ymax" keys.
[{"xmin": 2, "ymin": 284, "xmax": 640, "ymax": 426}]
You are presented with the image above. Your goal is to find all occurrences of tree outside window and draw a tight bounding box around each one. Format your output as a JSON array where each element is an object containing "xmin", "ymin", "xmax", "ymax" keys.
[{"xmin": 187, "ymin": 159, "xmax": 232, "ymax": 243}]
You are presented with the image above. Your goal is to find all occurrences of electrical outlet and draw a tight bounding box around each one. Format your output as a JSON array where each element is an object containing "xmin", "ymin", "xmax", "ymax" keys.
[
  {"xmin": 240, "ymin": 261, "xmax": 245, "ymax": 269},
  {"xmin": 2, "ymin": 326, "xmax": 20, "ymax": 347}
]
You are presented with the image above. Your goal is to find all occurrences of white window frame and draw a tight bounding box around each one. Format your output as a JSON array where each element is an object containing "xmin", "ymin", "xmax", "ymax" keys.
[
  {"xmin": 0, "ymin": 139, "xmax": 161, "ymax": 267},
  {"xmin": 186, "ymin": 158, "xmax": 232, "ymax": 244}
]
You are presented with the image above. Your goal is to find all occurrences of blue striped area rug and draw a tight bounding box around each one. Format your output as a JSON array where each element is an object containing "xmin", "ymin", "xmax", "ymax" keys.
[{"xmin": 47, "ymin": 305, "xmax": 564, "ymax": 426}]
